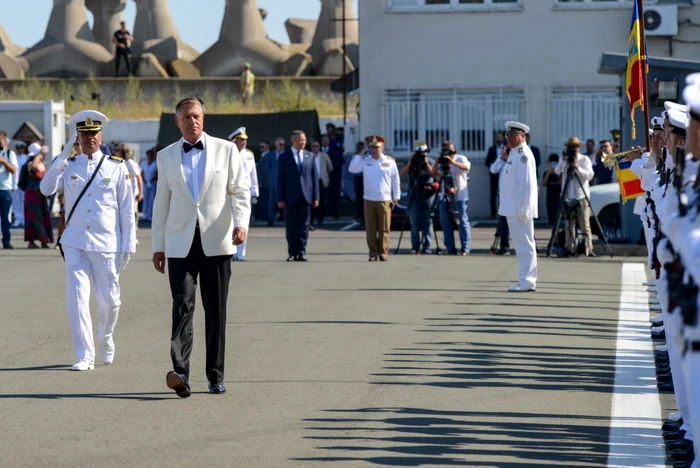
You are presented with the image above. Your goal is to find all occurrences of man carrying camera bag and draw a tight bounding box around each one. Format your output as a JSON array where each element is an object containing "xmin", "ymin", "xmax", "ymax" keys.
[{"xmin": 400, "ymin": 141, "xmax": 435, "ymax": 254}]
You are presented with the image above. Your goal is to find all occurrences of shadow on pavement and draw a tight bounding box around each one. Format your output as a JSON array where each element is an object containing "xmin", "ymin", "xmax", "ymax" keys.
[
  {"xmin": 292, "ymin": 407, "xmax": 625, "ymax": 466},
  {"xmin": 0, "ymin": 392, "xmax": 173, "ymax": 401}
]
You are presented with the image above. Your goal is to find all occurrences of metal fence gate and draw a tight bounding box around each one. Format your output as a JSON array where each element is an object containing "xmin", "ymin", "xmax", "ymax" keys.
[
  {"xmin": 382, "ymin": 87, "xmax": 528, "ymax": 160},
  {"xmin": 547, "ymin": 86, "xmax": 621, "ymax": 156}
]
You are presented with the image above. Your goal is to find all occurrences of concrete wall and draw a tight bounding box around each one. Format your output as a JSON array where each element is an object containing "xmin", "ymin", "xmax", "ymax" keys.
[
  {"xmin": 0, "ymin": 77, "xmax": 338, "ymax": 106},
  {"xmin": 359, "ymin": 0, "xmax": 700, "ymax": 219}
]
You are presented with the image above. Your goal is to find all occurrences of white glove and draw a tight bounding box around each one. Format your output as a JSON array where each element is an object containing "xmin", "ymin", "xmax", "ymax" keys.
[
  {"xmin": 516, "ymin": 212, "xmax": 529, "ymax": 225},
  {"xmin": 119, "ymin": 252, "xmax": 131, "ymax": 273},
  {"xmin": 59, "ymin": 133, "xmax": 77, "ymax": 162},
  {"xmin": 656, "ymin": 239, "xmax": 674, "ymax": 265}
]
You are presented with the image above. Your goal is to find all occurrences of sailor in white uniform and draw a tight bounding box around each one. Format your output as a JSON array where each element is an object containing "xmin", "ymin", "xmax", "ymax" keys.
[
  {"xmin": 490, "ymin": 121, "xmax": 538, "ymax": 292},
  {"xmin": 229, "ymin": 127, "xmax": 257, "ymax": 261},
  {"xmin": 40, "ymin": 110, "xmax": 136, "ymax": 371}
]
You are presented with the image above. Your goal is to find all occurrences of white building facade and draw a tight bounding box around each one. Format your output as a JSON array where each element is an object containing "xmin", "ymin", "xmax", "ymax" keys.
[{"xmin": 359, "ymin": 0, "xmax": 700, "ymax": 218}]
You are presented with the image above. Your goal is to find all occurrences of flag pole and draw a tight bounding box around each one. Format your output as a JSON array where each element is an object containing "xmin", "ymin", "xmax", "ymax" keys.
[{"xmin": 637, "ymin": 0, "xmax": 652, "ymax": 151}]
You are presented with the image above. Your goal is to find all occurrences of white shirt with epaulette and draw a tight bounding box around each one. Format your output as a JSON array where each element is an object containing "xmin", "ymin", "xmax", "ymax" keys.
[
  {"xmin": 241, "ymin": 148, "xmax": 259, "ymax": 197},
  {"xmin": 348, "ymin": 153, "xmax": 400, "ymax": 202},
  {"xmin": 40, "ymin": 152, "xmax": 136, "ymax": 253}
]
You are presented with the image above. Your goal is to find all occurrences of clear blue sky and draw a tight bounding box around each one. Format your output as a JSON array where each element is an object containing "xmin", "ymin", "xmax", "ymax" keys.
[{"xmin": 3, "ymin": 0, "xmax": 358, "ymax": 51}]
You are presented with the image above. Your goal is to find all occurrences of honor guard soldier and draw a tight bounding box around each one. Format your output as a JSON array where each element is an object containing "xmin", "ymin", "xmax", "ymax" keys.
[
  {"xmin": 348, "ymin": 135, "xmax": 400, "ymax": 261},
  {"xmin": 229, "ymin": 127, "xmax": 258, "ymax": 261},
  {"xmin": 40, "ymin": 110, "xmax": 136, "ymax": 371},
  {"xmin": 496, "ymin": 121, "xmax": 538, "ymax": 292}
]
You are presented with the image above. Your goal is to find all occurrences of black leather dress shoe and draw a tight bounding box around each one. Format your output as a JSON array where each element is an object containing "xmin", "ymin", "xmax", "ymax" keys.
[
  {"xmin": 663, "ymin": 419, "xmax": 684, "ymax": 432},
  {"xmin": 657, "ymin": 373, "xmax": 673, "ymax": 383},
  {"xmin": 209, "ymin": 381, "xmax": 226, "ymax": 394},
  {"xmin": 368, "ymin": 256, "xmax": 378, "ymax": 261},
  {"xmin": 667, "ymin": 439, "xmax": 694, "ymax": 451},
  {"xmin": 652, "ymin": 330, "xmax": 666, "ymax": 339},
  {"xmin": 166, "ymin": 371, "xmax": 191, "ymax": 398},
  {"xmin": 671, "ymin": 448, "xmax": 695, "ymax": 461},
  {"xmin": 295, "ymin": 255, "xmax": 307, "ymax": 262},
  {"xmin": 309, "ymin": 225, "xmax": 316, "ymax": 231},
  {"xmin": 657, "ymin": 366, "xmax": 671, "ymax": 375},
  {"xmin": 674, "ymin": 460, "xmax": 695, "ymax": 468},
  {"xmin": 664, "ymin": 429, "xmax": 687, "ymax": 442},
  {"xmin": 287, "ymin": 256, "xmax": 295, "ymax": 261},
  {"xmin": 659, "ymin": 381, "xmax": 675, "ymax": 392}
]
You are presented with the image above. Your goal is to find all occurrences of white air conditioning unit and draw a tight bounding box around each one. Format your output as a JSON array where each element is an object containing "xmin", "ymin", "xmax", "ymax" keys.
[{"xmin": 644, "ymin": 5, "xmax": 678, "ymax": 37}]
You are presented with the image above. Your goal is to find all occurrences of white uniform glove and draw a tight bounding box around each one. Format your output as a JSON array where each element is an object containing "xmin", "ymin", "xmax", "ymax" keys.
[
  {"xmin": 656, "ymin": 239, "xmax": 674, "ymax": 265},
  {"xmin": 119, "ymin": 252, "xmax": 131, "ymax": 273},
  {"xmin": 516, "ymin": 212, "xmax": 529, "ymax": 226},
  {"xmin": 58, "ymin": 134, "xmax": 77, "ymax": 162}
]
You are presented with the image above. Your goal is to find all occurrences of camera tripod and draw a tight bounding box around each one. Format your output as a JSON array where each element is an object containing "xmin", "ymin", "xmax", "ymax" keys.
[
  {"xmin": 394, "ymin": 175, "xmax": 457, "ymax": 255},
  {"xmin": 546, "ymin": 163, "xmax": 613, "ymax": 258}
]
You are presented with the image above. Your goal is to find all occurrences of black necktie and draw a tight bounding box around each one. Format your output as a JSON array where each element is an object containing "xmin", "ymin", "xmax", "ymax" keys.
[{"xmin": 183, "ymin": 141, "xmax": 203, "ymax": 152}]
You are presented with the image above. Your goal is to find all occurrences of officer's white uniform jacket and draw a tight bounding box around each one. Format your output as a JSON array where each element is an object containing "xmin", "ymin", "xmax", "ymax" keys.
[
  {"xmin": 40, "ymin": 151, "xmax": 136, "ymax": 253},
  {"xmin": 490, "ymin": 143, "xmax": 538, "ymax": 218},
  {"xmin": 630, "ymin": 151, "xmax": 657, "ymax": 217},
  {"xmin": 348, "ymin": 153, "xmax": 401, "ymax": 202},
  {"xmin": 241, "ymin": 148, "xmax": 259, "ymax": 198}
]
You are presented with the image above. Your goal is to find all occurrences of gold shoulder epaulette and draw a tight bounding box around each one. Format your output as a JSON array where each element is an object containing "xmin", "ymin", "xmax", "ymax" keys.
[
  {"xmin": 109, "ymin": 155, "xmax": 124, "ymax": 162},
  {"xmin": 385, "ymin": 155, "xmax": 395, "ymax": 160}
]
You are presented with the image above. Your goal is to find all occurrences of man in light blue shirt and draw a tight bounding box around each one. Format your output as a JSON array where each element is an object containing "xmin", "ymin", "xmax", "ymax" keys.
[{"xmin": 0, "ymin": 131, "xmax": 18, "ymax": 249}]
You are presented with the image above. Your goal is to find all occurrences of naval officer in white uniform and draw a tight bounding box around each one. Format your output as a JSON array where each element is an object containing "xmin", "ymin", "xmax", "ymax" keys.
[
  {"xmin": 41, "ymin": 110, "xmax": 136, "ymax": 371},
  {"xmin": 492, "ymin": 121, "xmax": 538, "ymax": 292},
  {"xmin": 229, "ymin": 127, "xmax": 258, "ymax": 261}
]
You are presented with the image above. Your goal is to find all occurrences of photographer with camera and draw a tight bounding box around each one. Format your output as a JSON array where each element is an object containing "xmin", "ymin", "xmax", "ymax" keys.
[
  {"xmin": 554, "ymin": 137, "xmax": 595, "ymax": 257},
  {"xmin": 431, "ymin": 140, "xmax": 471, "ymax": 255},
  {"xmin": 400, "ymin": 141, "xmax": 435, "ymax": 254}
]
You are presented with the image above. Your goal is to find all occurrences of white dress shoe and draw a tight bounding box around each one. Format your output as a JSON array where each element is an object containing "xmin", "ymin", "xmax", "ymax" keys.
[
  {"xmin": 651, "ymin": 326, "xmax": 665, "ymax": 334},
  {"xmin": 656, "ymin": 345, "xmax": 668, "ymax": 353},
  {"xmin": 72, "ymin": 358, "xmax": 94, "ymax": 371},
  {"xmin": 508, "ymin": 284, "xmax": 536, "ymax": 293},
  {"xmin": 668, "ymin": 412, "xmax": 682, "ymax": 421},
  {"xmin": 101, "ymin": 337, "xmax": 115, "ymax": 365},
  {"xmin": 650, "ymin": 315, "xmax": 663, "ymax": 324}
]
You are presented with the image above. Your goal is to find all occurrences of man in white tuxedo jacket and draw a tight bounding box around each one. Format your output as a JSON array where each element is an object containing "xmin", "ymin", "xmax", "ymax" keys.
[{"xmin": 152, "ymin": 97, "xmax": 251, "ymax": 398}]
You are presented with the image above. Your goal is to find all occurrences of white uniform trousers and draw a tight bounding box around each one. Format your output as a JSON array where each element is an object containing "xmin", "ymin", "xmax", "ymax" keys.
[
  {"xmin": 506, "ymin": 216, "xmax": 538, "ymax": 288},
  {"xmin": 658, "ymin": 270, "xmax": 694, "ymax": 441},
  {"xmin": 64, "ymin": 247, "xmax": 121, "ymax": 362},
  {"xmin": 683, "ymin": 349, "xmax": 700, "ymax": 466},
  {"xmin": 11, "ymin": 189, "xmax": 24, "ymax": 224}
]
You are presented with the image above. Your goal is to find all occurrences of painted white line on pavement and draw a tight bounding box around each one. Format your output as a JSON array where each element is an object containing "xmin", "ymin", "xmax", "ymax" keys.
[
  {"xmin": 607, "ymin": 262, "xmax": 665, "ymax": 468},
  {"xmin": 339, "ymin": 221, "xmax": 361, "ymax": 231}
]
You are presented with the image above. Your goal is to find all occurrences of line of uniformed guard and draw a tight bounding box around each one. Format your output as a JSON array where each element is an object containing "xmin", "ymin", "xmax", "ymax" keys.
[{"xmin": 631, "ymin": 76, "xmax": 700, "ymax": 468}]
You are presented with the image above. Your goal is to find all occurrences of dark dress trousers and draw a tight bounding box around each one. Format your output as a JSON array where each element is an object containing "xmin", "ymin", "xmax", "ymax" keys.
[{"xmin": 277, "ymin": 149, "xmax": 320, "ymax": 257}]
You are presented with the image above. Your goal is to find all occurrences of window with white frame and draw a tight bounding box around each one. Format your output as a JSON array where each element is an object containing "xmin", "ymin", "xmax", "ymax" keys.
[
  {"xmin": 382, "ymin": 88, "xmax": 527, "ymax": 159},
  {"xmin": 388, "ymin": 0, "xmax": 519, "ymax": 10},
  {"xmin": 555, "ymin": 0, "xmax": 650, "ymax": 6}
]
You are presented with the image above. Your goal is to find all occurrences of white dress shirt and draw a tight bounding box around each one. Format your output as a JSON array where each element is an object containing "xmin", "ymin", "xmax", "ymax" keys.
[
  {"xmin": 181, "ymin": 138, "xmax": 206, "ymax": 201},
  {"xmin": 442, "ymin": 154, "xmax": 471, "ymax": 202},
  {"xmin": 555, "ymin": 152, "xmax": 594, "ymax": 200},
  {"xmin": 348, "ymin": 153, "xmax": 400, "ymax": 202}
]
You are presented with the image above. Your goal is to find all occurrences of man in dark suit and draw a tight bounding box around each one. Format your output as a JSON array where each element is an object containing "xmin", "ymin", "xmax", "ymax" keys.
[
  {"xmin": 277, "ymin": 130, "xmax": 320, "ymax": 261},
  {"xmin": 266, "ymin": 137, "xmax": 286, "ymax": 226},
  {"xmin": 324, "ymin": 124, "xmax": 345, "ymax": 220},
  {"xmin": 485, "ymin": 132, "xmax": 505, "ymax": 219}
]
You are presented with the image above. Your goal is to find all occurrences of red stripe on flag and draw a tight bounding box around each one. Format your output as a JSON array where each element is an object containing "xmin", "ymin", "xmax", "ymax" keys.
[
  {"xmin": 627, "ymin": 59, "xmax": 643, "ymax": 109},
  {"xmin": 622, "ymin": 178, "xmax": 644, "ymax": 197}
]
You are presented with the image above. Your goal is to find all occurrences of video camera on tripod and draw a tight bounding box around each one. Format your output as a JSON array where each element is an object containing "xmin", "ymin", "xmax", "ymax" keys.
[
  {"xmin": 409, "ymin": 141, "xmax": 438, "ymax": 200},
  {"xmin": 437, "ymin": 148, "xmax": 456, "ymax": 197}
]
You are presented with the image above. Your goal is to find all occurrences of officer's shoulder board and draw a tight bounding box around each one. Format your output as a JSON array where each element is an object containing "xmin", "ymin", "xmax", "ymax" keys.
[
  {"xmin": 108, "ymin": 155, "xmax": 124, "ymax": 163},
  {"xmin": 384, "ymin": 155, "xmax": 395, "ymax": 161}
]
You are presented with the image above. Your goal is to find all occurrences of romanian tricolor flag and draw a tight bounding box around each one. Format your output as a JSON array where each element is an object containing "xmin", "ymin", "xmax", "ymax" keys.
[
  {"xmin": 613, "ymin": 156, "xmax": 645, "ymax": 202},
  {"xmin": 626, "ymin": 0, "xmax": 645, "ymax": 139}
]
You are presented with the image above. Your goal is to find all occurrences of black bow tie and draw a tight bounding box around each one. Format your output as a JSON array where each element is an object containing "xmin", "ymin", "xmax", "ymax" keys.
[{"xmin": 183, "ymin": 141, "xmax": 204, "ymax": 152}]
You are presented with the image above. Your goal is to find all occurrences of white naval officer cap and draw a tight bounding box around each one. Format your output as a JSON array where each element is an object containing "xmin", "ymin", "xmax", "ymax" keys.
[
  {"xmin": 683, "ymin": 82, "xmax": 700, "ymax": 123},
  {"xmin": 68, "ymin": 110, "xmax": 108, "ymax": 132},
  {"xmin": 228, "ymin": 126, "xmax": 248, "ymax": 140},
  {"xmin": 14, "ymin": 140, "xmax": 26, "ymax": 147},
  {"xmin": 686, "ymin": 73, "xmax": 700, "ymax": 86},
  {"xmin": 27, "ymin": 142, "xmax": 42, "ymax": 157},
  {"xmin": 667, "ymin": 108, "xmax": 688, "ymax": 136},
  {"xmin": 505, "ymin": 121, "xmax": 530, "ymax": 135},
  {"xmin": 665, "ymin": 101, "xmax": 688, "ymax": 113},
  {"xmin": 651, "ymin": 116, "xmax": 664, "ymax": 131}
]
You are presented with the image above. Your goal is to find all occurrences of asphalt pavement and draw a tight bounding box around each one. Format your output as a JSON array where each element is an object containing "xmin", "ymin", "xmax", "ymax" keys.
[{"xmin": 0, "ymin": 226, "xmax": 666, "ymax": 467}]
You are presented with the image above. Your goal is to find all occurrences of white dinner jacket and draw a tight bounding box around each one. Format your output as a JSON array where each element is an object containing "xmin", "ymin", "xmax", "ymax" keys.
[{"xmin": 152, "ymin": 132, "xmax": 251, "ymax": 258}]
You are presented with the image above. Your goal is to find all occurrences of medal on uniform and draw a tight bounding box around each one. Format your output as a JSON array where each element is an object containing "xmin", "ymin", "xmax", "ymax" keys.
[{"xmin": 102, "ymin": 178, "xmax": 111, "ymax": 183}]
